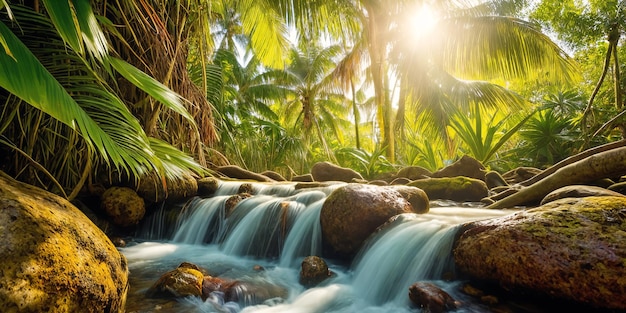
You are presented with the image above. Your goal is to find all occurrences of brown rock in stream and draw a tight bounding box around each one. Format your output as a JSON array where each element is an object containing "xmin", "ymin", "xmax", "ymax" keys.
[
  {"xmin": 299, "ymin": 256, "xmax": 332, "ymax": 287},
  {"xmin": 101, "ymin": 186, "xmax": 145, "ymax": 227},
  {"xmin": 320, "ymin": 184, "xmax": 413, "ymax": 258},
  {"xmin": 311, "ymin": 161, "xmax": 363, "ymax": 183},
  {"xmin": 409, "ymin": 282, "xmax": 459, "ymax": 313},
  {"xmin": 454, "ymin": 196, "xmax": 626, "ymax": 310}
]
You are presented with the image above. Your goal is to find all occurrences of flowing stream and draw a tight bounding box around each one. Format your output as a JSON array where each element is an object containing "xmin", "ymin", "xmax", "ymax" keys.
[{"xmin": 121, "ymin": 181, "xmax": 514, "ymax": 313}]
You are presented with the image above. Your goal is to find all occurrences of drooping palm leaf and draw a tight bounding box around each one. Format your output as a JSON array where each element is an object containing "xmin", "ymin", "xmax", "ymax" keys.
[
  {"xmin": 109, "ymin": 57, "xmax": 198, "ymax": 128},
  {"xmin": 437, "ymin": 15, "xmax": 579, "ymax": 82}
]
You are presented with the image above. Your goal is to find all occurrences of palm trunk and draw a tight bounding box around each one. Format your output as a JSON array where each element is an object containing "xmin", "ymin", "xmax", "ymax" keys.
[
  {"xmin": 364, "ymin": 4, "xmax": 393, "ymax": 161},
  {"xmin": 351, "ymin": 78, "xmax": 361, "ymax": 150}
]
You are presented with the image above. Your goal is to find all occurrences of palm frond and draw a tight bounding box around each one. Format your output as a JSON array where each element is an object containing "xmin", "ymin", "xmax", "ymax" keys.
[
  {"xmin": 109, "ymin": 57, "xmax": 198, "ymax": 128},
  {"xmin": 437, "ymin": 15, "xmax": 578, "ymax": 82}
]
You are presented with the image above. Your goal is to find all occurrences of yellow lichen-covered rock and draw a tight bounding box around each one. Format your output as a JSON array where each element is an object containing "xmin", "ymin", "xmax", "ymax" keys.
[
  {"xmin": 146, "ymin": 262, "xmax": 204, "ymax": 299},
  {"xmin": 0, "ymin": 171, "xmax": 129, "ymax": 312},
  {"xmin": 454, "ymin": 196, "xmax": 626, "ymax": 310},
  {"xmin": 101, "ymin": 186, "xmax": 145, "ymax": 227}
]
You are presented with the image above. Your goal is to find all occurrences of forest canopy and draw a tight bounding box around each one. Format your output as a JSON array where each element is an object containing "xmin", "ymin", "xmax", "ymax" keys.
[{"xmin": 0, "ymin": 0, "xmax": 624, "ymax": 196}]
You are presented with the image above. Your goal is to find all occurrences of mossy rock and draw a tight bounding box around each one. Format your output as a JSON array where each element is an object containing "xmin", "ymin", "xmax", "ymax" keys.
[
  {"xmin": 454, "ymin": 196, "xmax": 626, "ymax": 310},
  {"xmin": 408, "ymin": 177, "xmax": 488, "ymax": 202},
  {"xmin": 101, "ymin": 186, "xmax": 145, "ymax": 227},
  {"xmin": 0, "ymin": 171, "xmax": 129, "ymax": 312}
]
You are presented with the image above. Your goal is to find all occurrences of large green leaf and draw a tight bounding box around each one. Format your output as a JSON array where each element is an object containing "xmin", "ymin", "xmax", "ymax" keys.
[
  {"xmin": 0, "ymin": 19, "xmax": 155, "ymax": 176},
  {"xmin": 109, "ymin": 57, "xmax": 198, "ymax": 128},
  {"xmin": 41, "ymin": 0, "xmax": 83, "ymax": 54}
]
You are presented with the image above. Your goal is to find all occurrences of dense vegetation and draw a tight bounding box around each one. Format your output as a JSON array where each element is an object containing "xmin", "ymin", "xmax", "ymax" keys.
[{"xmin": 0, "ymin": 0, "xmax": 624, "ymax": 198}]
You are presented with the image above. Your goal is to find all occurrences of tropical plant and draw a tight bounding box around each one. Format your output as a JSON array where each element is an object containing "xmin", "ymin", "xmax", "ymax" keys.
[
  {"xmin": 334, "ymin": 146, "xmax": 395, "ymax": 179},
  {"xmin": 448, "ymin": 106, "xmax": 536, "ymax": 164},
  {"xmin": 0, "ymin": 1, "xmax": 205, "ymax": 198},
  {"xmin": 280, "ymin": 0, "xmax": 577, "ymax": 164},
  {"xmin": 531, "ymin": 0, "xmax": 626, "ymax": 138},
  {"xmin": 277, "ymin": 43, "xmax": 351, "ymax": 164},
  {"xmin": 511, "ymin": 109, "xmax": 578, "ymax": 167}
]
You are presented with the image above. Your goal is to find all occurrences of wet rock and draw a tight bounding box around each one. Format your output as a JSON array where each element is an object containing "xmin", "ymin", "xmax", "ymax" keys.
[
  {"xmin": 110, "ymin": 237, "xmax": 127, "ymax": 247},
  {"xmin": 216, "ymin": 165, "xmax": 274, "ymax": 182},
  {"xmin": 408, "ymin": 177, "xmax": 488, "ymax": 202},
  {"xmin": 0, "ymin": 172, "xmax": 129, "ymax": 312},
  {"xmin": 608, "ymin": 181, "xmax": 626, "ymax": 194},
  {"xmin": 292, "ymin": 173, "xmax": 314, "ymax": 182},
  {"xmin": 101, "ymin": 186, "xmax": 145, "ymax": 227},
  {"xmin": 202, "ymin": 275, "xmax": 240, "ymax": 300},
  {"xmin": 485, "ymin": 171, "xmax": 509, "ymax": 189},
  {"xmin": 299, "ymin": 256, "xmax": 332, "ymax": 287},
  {"xmin": 260, "ymin": 170, "xmax": 287, "ymax": 181},
  {"xmin": 225, "ymin": 193, "xmax": 253, "ymax": 217},
  {"xmin": 540, "ymin": 185, "xmax": 625, "ymax": 205},
  {"xmin": 387, "ymin": 185, "xmax": 429, "ymax": 214},
  {"xmin": 136, "ymin": 171, "xmax": 198, "ymax": 203},
  {"xmin": 197, "ymin": 177, "xmax": 220, "ymax": 196},
  {"xmin": 431, "ymin": 155, "xmax": 486, "ymax": 181},
  {"xmin": 311, "ymin": 161, "xmax": 364, "ymax": 183},
  {"xmin": 320, "ymin": 184, "xmax": 413, "ymax": 258},
  {"xmin": 502, "ymin": 167, "xmax": 542, "ymax": 184},
  {"xmin": 146, "ymin": 262, "xmax": 205, "ymax": 298},
  {"xmin": 454, "ymin": 196, "xmax": 626, "ymax": 310},
  {"xmin": 396, "ymin": 166, "xmax": 432, "ymax": 180},
  {"xmin": 203, "ymin": 276, "xmax": 288, "ymax": 306},
  {"xmin": 238, "ymin": 183, "xmax": 254, "ymax": 194},
  {"xmin": 408, "ymin": 282, "xmax": 458, "ymax": 313}
]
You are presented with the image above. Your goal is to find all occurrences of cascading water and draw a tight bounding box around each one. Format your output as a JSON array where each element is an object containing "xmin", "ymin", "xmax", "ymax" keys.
[{"xmin": 123, "ymin": 181, "xmax": 513, "ymax": 313}]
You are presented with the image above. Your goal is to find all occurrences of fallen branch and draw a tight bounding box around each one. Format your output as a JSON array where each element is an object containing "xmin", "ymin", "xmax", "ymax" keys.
[
  {"xmin": 486, "ymin": 146, "xmax": 626, "ymax": 210},
  {"xmin": 519, "ymin": 140, "xmax": 626, "ymax": 187}
]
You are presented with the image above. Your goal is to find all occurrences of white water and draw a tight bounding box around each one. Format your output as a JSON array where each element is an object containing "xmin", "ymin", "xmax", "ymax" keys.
[{"xmin": 123, "ymin": 181, "xmax": 514, "ymax": 313}]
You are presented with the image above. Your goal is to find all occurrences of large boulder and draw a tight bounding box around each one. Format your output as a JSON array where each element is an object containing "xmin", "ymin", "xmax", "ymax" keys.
[
  {"xmin": 454, "ymin": 196, "xmax": 626, "ymax": 310},
  {"xmin": 311, "ymin": 161, "xmax": 363, "ymax": 183},
  {"xmin": 320, "ymin": 184, "xmax": 413, "ymax": 257},
  {"xmin": 431, "ymin": 155, "xmax": 486, "ymax": 181},
  {"xmin": 0, "ymin": 172, "xmax": 129, "ymax": 312},
  {"xmin": 408, "ymin": 177, "xmax": 488, "ymax": 202}
]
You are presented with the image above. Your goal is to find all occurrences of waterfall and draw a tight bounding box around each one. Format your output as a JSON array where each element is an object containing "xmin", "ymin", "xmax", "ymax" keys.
[
  {"xmin": 171, "ymin": 196, "xmax": 229, "ymax": 244},
  {"xmin": 351, "ymin": 214, "xmax": 459, "ymax": 305},
  {"xmin": 128, "ymin": 180, "xmax": 513, "ymax": 313}
]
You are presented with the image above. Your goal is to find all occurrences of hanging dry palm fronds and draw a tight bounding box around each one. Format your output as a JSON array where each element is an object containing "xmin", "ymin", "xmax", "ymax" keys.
[{"xmin": 98, "ymin": 0, "xmax": 216, "ymax": 165}]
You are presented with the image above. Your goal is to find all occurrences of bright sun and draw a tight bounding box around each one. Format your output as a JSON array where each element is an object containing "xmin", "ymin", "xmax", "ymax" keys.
[{"xmin": 409, "ymin": 4, "xmax": 440, "ymax": 38}]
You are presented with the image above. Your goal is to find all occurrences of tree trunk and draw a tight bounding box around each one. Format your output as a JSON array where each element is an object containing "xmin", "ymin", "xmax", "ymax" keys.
[{"xmin": 486, "ymin": 145, "xmax": 626, "ymax": 209}]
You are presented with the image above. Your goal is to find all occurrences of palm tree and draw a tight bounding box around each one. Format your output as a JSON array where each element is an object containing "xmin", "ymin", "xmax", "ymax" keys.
[
  {"xmin": 278, "ymin": 0, "xmax": 577, "ymax": 162},
  {"xmin": 0, "ymin": 1, "xmax": 205, "ymax": 198},
  {"xmin": 531, "ymin": 0, "xmax": 625, "ymax": 138},
  {"xmin": 277, "ymin": 43, "xmax": 350, "ymax": 164}
]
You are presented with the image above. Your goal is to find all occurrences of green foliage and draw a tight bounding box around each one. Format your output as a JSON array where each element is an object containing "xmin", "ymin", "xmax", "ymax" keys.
[
  {"xmin": 449, "ymin": 106, "xmax": 536, "ymax": 164},
  {"xmin": 512, "ymin": 109, "xmax": 577, "ymax": 167},
  {"xmin": 0, "ymin": 3, "xmax": 205, "ymax": 197},
  {"xmin": 334, "ymin": 146, "xmax": 396, "ymax": 179}
]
